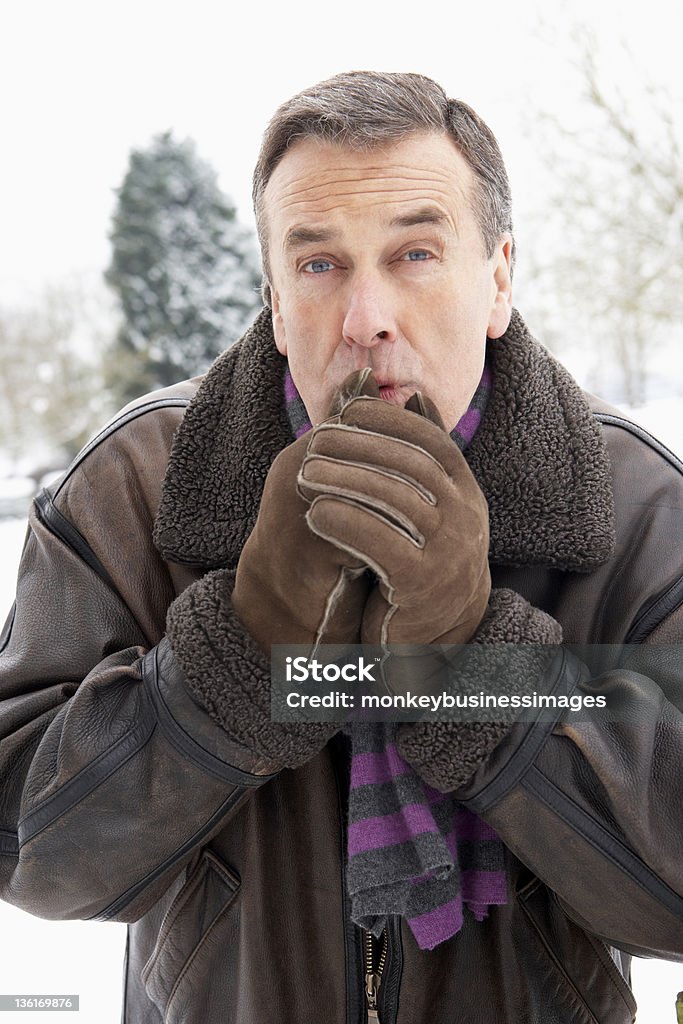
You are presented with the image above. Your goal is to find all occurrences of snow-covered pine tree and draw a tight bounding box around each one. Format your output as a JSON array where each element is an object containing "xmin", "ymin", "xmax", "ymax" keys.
[{"xmin": 106, "ymin": 131, "xmax": 262, "ymax": 403}]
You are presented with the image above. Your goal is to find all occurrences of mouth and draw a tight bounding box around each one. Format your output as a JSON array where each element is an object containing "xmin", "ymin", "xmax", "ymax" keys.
[{"xmin": 376, "ymin": 380, "xmax": 414, "ymax": 405}]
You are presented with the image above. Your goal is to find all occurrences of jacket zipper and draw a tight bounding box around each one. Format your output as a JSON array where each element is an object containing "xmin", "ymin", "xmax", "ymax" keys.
[{"xmin": 364, "ymin": 926, "xmax": 388, "ymax": 1022}]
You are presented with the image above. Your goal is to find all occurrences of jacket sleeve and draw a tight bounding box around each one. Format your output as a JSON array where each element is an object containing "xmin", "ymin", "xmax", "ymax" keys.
[
  {"xmin": 0, "ymin": 435, "xmax": 284, "ymax": 924},
  {"xmin": 397, "ymin": 591, "xmax": 683, "ymax": 960}
]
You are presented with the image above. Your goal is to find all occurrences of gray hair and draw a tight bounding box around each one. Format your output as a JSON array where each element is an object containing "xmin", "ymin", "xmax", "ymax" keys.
[{"xmin": 252, "ymin": 70, "xmax": 515, "ymax": 307}]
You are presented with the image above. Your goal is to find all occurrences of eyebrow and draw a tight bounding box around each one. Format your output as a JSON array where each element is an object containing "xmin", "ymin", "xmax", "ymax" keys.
[
  {"xmin": 284, "ymin": 226, "xmax": 335, "ymax": 250},
  {"xmin": 388, "ymin": 206, "xmax": 452, "ymax": 230},
  {"xmin": 283, "ymin": 205, "xmax": 453, "ymax": 252}
]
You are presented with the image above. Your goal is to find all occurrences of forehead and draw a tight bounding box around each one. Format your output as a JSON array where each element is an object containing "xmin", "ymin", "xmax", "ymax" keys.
[{"xmin": 263, "ymin": 132, "xmax": 475, "ymax": 235}]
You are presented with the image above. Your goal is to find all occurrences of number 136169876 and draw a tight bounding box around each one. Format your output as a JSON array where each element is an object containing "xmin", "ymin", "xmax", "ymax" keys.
[{"xmin": 0, "ymin": 995, "xmax": 78, "ymax": 1011}]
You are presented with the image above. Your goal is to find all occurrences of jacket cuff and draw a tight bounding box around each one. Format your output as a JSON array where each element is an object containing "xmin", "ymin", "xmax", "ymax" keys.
[
  {"xmin": 166, "ymin": 568, "xmax": 339, "ymax": 770},
  {"xmin": 395, "ymin": 588, "xmax": 563, "ymax": 792}
]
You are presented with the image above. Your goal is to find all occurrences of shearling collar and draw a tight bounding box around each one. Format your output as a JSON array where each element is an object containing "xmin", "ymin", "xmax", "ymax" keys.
[{"xmin": 153, "ymin": 307, "xmax": 615, "ymax": 572}]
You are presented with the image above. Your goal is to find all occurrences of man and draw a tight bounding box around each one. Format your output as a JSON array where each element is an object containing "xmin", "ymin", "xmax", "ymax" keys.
[{"xmin": 1, "ymin": 71, "xmax": 682, "ymax": 1023}]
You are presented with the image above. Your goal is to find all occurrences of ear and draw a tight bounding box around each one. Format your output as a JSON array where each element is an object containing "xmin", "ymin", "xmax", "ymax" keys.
[
  {"xmin": 271, "ymin": 290, "xmax": 287, "ymax": 356},
  {"xmin": 487, "ymin": 235, "xmax": 513, "ymax": 340}
]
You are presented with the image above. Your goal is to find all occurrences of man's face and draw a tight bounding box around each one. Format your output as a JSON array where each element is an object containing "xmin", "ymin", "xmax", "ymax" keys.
[{"xmin": 264, "ymin": 132, "xmax": 512, "ymax": 431}]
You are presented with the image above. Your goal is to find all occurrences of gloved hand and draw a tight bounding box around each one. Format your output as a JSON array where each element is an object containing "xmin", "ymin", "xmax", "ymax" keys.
[
  {"xmin": 298, "ymin": 375, "xmax": 491, "ymax": 646},
  {"xmin": 297, "ymin": 375, "xmax": 491, "ymax": 696},
  {"xmin": 231, "ymin": 370, "xmax": 377, "ymax": 655},
  {"xmin": 167, "ymin": 369, "xmax": 381, "ymax": 772}
]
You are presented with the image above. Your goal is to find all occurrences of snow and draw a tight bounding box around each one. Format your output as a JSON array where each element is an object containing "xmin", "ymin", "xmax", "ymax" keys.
[
  {"xmin": 0, "ymin": 479, "xmax": 34, "ymax": 521},
  {"xmin": 0, "ymin": 519, "xmax": 28, "ymax": 614},
  {"xmin": 624, "ymin": 398, "xmax": 683, "ymax": 463},
  {"xmin": 0, "ymin": 395, "xmax": 681, "ymax": 1022},
  {"xmin": 0, "ymin": 901, "xmax": 126, "ymax": 1024}
]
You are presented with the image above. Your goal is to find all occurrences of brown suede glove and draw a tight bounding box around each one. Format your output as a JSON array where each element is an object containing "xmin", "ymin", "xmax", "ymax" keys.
[
  {"xmin": 298, "ymin": 380, "xmax": 490, "ymax": 646},
  {"xmin": 299, "ymin": 378, "xmax": 491, "ymax": 704},
  {"xmin": 167, "ymin": 370, "xmax": 380, "ymax": 771},
  {"xmin": 231, "ymin": 371, "xmax": 377, "ymax": 655},
  {"xmin": 297, "ymin": 374, "xmax": 491, "ymax": 694}
]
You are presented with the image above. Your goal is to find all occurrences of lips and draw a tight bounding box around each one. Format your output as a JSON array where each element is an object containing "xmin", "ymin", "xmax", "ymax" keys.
[{"xmin": 378, "ymin": 383, "xmax": 410, "ymax": 405}]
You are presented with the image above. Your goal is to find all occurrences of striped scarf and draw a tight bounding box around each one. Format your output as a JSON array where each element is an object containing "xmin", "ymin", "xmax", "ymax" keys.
[{"xmin": 283, "ymin": 352, "xmax": 508, "ymax": 950}]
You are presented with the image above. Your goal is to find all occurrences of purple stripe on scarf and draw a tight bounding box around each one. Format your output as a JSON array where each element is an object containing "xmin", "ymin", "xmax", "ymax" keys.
[
  {"xmin": 462, "ymin": 864, "xmax": 509, "ymax": 905},
  {"xmin": 348, "ymin": 803, "xmax": 441, "ymax": 856},
  {"xmin": 349, "ymin": 744, "xmax": 412, "ymax": 788},
  {"xmin": 454, "ymin": 407, "xmax": 482, "ymax": 440},
  {"xmin": 283, "ymin": 367, "xmax": 313, "ymax": 438},
  {"xmin": 407, "ymin": 897, "xmax": 464, "ymax": 951},
  {"xmin": 284, "ymin": 370, "xmax": 299, "ymax": 403}
]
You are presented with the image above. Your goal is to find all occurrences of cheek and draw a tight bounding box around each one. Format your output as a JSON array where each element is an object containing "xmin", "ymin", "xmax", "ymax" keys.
[
  {"xmin": 423, "ymin": 312, "xmax": 487, "ymax": 423},
  {"xmin": 281, "ymin": 299, "xmax": 341, "ymax": 364}
]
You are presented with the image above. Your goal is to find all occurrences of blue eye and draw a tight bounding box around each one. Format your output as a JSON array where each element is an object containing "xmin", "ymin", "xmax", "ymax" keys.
[
  {"xmin": 402, "ymin": 250, "xmax": 431, "ymax": 261},
  {"xmin": 303, "ymin": 259, "xmax": 334, "ymax": 273}
]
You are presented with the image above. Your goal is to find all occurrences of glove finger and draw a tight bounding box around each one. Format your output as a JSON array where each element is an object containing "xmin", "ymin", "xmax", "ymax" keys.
[
  {"xmin": 298, "ymin": 455, "xmax": 438, "ymax": 539},
  {"xmin": 305, "ymin": 494, "xmax": 424, "ymax": 580},
  {"xmin": 304, "ymin": 465, "xmax": 488, "ymax": 603},
  {"xmin": 325, "ymin": 367, "xmax": 380, "ymax": 418},
  {"xmin": 404, "ymin": 391, "xmax": 446, "ymax": 430},
  {"xmin": 361, "ymin": 587, "xmax": 423, "ymax": 647},
  {"xmin": 306, "ymin": 423, "xmax": 464, "ymax": 500},
  {"xmin": 336, "ymin": 394, "xmax": 471, "ymax": 481},
  {"xmin": 362, "ymin": 557, "xmax": 491, "ymax": 648}
]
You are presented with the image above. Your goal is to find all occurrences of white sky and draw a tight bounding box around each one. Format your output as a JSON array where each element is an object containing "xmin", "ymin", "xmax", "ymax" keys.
[{"xmin": 1, "ymin": 0, "xmax": 682, "ymax": 305}]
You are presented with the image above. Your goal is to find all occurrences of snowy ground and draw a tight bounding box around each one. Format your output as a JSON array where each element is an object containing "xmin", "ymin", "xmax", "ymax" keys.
[{"xmin": 0, "ymin": 397, "xmax": 682, "ymax": 1022}]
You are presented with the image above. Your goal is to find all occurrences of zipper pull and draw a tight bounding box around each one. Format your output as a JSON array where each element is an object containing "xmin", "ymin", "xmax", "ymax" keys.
[{"xmin": 365, "ymin": 971, "xmax": 381, "ymax": 1022}]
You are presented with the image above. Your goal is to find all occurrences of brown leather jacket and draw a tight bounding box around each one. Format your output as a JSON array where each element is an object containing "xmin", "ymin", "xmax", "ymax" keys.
[{"xmin": 1, "ymin": 310, "xmax": 682, "ymax": 1024}]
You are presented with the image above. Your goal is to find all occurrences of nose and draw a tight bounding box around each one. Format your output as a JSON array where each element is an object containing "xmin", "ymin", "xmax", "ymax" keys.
[{"xmin": 341, "ymin": 276, "xmax": 398, "ymax": 350}]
